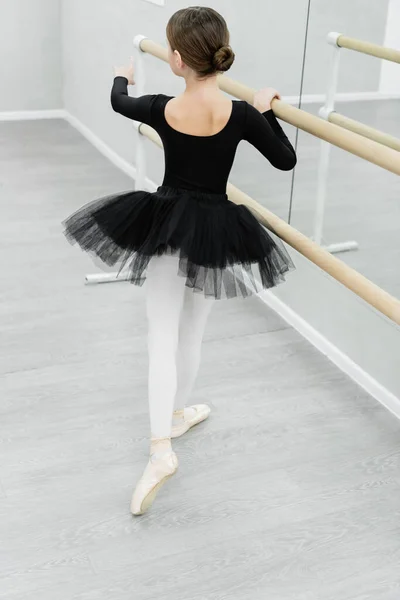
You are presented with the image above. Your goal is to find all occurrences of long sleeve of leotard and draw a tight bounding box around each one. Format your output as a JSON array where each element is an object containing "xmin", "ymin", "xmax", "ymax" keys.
[
  {"xmin": 243, "ymin": 102, "xmax": 297, "ymax": 171},
  {"xmin": 110, "ymin": 76, "xmax": 157, "ymax": 125}
]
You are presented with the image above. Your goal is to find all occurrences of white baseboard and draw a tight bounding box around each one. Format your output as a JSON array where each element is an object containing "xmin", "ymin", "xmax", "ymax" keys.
[
  {"xmin": 258, "ymin": 289, "xmax": 400, "ymax": 419},
  {"xmin": 0, "ymin": 109, "xmax": 66, "ymax": 121}
]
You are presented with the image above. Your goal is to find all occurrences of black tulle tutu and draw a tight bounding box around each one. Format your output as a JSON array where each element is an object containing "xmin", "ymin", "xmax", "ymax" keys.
[{"xmin": 63, "ymin": 185, "xmax": 295, "ymax": 299}]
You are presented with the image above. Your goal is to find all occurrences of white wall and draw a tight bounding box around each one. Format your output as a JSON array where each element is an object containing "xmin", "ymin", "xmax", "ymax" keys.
[
  {"xmin": 303, "ymin": 0, "xmax": 390, "ymax": 95},
  {"xmin": 0, "ymin": 0, "xmax": 62, "ymax": 112},
  {"xmin": 379, "ymin": 0, "xmax": 400, "ymax": 93},
  {"xmin": 0, "ymin": 0, "xmax": 391, "ymax": 114}
]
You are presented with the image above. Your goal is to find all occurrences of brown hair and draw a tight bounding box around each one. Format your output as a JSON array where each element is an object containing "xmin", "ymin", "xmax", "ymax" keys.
[{"xmin": 166, "ymin": 6, "xmax": 235, "ymax": 78}]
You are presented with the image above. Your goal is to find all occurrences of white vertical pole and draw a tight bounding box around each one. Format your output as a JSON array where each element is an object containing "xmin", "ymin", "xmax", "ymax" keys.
[
  {"xmin": 379, "ymin": 0, "xmax": 400, "ymax": 94},
  {"xmin": 85, "ymin": 35, "xmax": 149, "ymax": 286},
  {"xmin": 313, "ymin": 32, "xmax": 342, "ymax": 245},
  {"xmin": 133, "ymin": 35, "xmax": 148, "ymax": 191},
  {"xmin": 313, "ymin": 141, "xmax": 331, "ymax": 245}
]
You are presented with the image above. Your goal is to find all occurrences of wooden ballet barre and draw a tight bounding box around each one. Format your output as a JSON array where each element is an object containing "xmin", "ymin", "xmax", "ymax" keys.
[
  {"xmin": 138, "ymin": 122, "xmax": 400, "ymax": 325},
  {"xmin": 336, "ymin": 35, "xmax": 400, "ymax": 63},
  {"xmin": 137, "ymin": 38, "xmax": 400, "ymax": 177},
  {"xmin": 272, "ymin": 102, "xmax": 400, "ymax": 175},
  {"xmin": 328, "ymin": 112, "xmax": 400, "ymax": 153}
]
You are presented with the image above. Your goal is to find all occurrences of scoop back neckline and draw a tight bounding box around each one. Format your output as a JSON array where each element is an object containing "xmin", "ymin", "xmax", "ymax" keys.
[{"xmin": 162, "ymin": 97, "xmax": 237, "ymax": 139}]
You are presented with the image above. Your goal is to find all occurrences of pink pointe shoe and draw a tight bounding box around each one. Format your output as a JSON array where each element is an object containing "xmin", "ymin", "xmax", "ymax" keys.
[
  {"xmin": 171, "ymin": 404, "xmax": 211, "ymax": 439},
  {"xmin": 130, "ymin": 449, "xmax": 178, "ymax": 516}
]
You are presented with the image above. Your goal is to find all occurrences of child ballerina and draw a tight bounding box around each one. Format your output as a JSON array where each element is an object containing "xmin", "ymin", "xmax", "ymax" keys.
[{"xmin": 63, "ymin": 6, "xmax": 296, "ymax": 515}]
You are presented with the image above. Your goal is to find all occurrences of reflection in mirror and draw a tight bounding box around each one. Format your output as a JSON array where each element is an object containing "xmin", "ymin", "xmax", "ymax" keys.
[
  {"xmin": 229, "ymin": 0, "xmax": 311, "ymax": 223},
  {"xmin": 289, "ymin": 0, "xmax": 400, "ymax": 300}
]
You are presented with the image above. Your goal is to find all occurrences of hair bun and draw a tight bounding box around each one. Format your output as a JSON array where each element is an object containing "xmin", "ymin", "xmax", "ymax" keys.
[{"xmin": 212, "ymin": 45, "xmax": 235, "ymax": 72}]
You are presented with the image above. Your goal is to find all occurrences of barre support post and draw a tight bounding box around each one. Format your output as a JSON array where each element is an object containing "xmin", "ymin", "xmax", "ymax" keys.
[{"xmin": 314, "ymin": 31, "xmax": 358, "ymax": 254}]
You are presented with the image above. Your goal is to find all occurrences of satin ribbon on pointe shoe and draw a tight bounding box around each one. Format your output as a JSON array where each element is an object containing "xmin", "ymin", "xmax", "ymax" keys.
[{"xmin": 171, "ymin": 404, "xmax": 211, "ymax": 439}]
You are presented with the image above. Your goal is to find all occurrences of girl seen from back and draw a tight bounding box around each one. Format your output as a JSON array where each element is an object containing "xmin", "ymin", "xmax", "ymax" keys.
[{"xmin": 63, "ymin": 6, "xmax": 297, "ymax": 516}]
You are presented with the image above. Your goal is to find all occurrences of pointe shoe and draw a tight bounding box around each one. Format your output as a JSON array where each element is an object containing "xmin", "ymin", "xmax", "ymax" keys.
[
  {"xmin": 130, "ymin": 450, "xmax": 178, "ymax": 516},
  {"xmin": 171, "ymin": 404, "xmax": 211, "ymax": 439}
]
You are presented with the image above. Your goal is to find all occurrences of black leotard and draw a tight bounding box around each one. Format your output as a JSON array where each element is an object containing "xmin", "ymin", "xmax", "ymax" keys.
[{"xmin": 111, "ymin": 76, "xmax": 296, "ymax": 194}]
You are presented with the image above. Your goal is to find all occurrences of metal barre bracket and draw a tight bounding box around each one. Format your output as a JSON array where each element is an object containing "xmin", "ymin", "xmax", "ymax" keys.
[
  {"xmin": 319, "ymin": 106, "xmax": 333, "ymax": 121},
  {"xmin": 327, "ymin": 32, "xmax": 342, "ymax": 47},
  {"xmin": 133, "ymin": 34, "xmax": 148, "ymax": 51}
]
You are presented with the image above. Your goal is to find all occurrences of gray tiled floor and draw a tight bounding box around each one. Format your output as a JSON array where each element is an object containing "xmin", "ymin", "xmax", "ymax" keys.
[{"xmin": 1, "ymin": 119, "xmax": 400, "ymax": 600}]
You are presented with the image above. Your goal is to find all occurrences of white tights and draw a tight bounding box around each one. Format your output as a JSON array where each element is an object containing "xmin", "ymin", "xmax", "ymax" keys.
[{"xmin": 145, "ymin": 254, "xmax": 214, "ymax": 439}]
